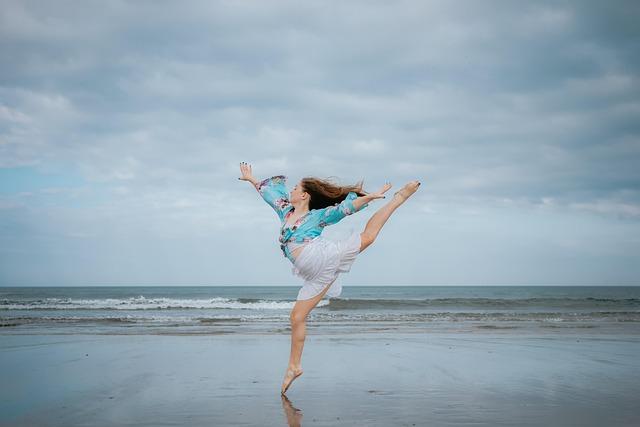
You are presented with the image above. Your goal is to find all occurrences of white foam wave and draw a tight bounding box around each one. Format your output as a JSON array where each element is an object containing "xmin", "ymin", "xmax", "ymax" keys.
[{"xmin": 0, "ymin": 296, "xmax": 326, "ymax": 311}]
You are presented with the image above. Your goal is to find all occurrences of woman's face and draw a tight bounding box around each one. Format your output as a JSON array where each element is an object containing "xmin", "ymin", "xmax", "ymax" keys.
[{"xmin": 290, "ymin": 180, "xmax": 308, "ymax": 204}]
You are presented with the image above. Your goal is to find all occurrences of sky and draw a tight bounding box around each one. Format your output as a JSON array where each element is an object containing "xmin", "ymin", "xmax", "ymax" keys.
[{"xmin": 0, "ymin": 0, "xmax": 639, "ymax": 286}]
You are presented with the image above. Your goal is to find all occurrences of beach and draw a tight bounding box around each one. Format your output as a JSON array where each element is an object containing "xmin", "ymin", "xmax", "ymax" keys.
[
  {"xmin": 1, "ymin": 331, "xmax": 639, "ymax": 426},
  {"xmin": 1, "ymin": 285, "xmax": 640, "ymax": 426}
]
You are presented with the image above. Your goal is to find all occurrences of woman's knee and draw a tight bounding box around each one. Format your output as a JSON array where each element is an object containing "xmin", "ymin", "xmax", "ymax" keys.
[{"xmin": 290, "ymin": 308, "xmax": 308, "ymax": 325}]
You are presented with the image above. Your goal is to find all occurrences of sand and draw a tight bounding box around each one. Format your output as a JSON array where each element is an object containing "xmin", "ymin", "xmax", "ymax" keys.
[{"xmin": 1, "ymin": 331, "xmax": 639, "ymax": 426}]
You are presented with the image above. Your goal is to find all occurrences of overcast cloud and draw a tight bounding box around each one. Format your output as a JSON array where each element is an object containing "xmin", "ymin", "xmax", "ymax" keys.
[{"xmin": 1, "ymin": 0, "xmax": 639, "ymax": 286}]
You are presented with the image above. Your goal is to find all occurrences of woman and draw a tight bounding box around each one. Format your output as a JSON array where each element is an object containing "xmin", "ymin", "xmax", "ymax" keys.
[{"xmin": 238, "ymin": 162, "xmax": 421, "ymax": 394}]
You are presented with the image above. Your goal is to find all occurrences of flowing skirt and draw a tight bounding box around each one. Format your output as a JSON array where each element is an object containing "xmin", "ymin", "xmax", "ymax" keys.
[{"xmin": 291, "ymin": 230, "xmax": 362, "ymax": 301}]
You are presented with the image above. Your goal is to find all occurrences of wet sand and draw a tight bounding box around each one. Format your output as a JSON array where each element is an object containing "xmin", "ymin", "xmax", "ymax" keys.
[{"xmin": 1, "ymin": 332, "xmax": 639, "ymax": 426}]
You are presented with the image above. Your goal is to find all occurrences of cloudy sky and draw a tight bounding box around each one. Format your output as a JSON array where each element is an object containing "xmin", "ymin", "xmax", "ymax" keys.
[{"xmin": 1, "ymin": 0, "xmax": 639, "ymax": 286}]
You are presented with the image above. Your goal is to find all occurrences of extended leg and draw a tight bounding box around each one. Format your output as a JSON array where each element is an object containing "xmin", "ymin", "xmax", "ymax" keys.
[{"xmin": 359, "ymin": 180, "xmax": 420, "ymax": 253}]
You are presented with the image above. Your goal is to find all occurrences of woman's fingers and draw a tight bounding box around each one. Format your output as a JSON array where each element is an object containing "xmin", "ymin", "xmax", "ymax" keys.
[
  {"xmin": 239, "ymin": 162, "xmax": 249, "ymax": 180},
  {"xmin": 376, "ymin": 182, "xmax": 392, "ymax": 195},
  {"xmin": 370, "ymin": 183, "xmax": 392, "ymax": 199},
  {"xmin": 239, "ymin": 162, "xmax": 253, "ymax": 181}
]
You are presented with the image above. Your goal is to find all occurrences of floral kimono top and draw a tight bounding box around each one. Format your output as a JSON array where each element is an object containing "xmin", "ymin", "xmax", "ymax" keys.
[{"xmin": 254, "ymin": 175, "xmax": 369, "ymax": 263}]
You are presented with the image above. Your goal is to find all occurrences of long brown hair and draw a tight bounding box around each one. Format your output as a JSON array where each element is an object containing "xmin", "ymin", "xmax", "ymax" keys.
[{"xmin": 301, "ymin": 176, "xmax": 368, "ymax": 210}]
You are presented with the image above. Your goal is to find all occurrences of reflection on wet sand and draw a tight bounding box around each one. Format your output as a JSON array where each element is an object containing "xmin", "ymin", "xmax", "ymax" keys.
[{"xmin": 281, "ymin": 394, "xmax": 303, "ymax": 427}]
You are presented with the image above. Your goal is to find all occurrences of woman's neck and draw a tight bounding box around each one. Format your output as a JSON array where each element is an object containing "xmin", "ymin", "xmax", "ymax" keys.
[{"xmin": 291, "ymin": 201, "xmax": 309, "ymax": 215}]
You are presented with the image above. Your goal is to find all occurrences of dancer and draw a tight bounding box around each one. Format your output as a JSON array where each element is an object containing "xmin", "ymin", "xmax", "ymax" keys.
[{"xmin": 238, "ymin": 162, "xmax": 420, "ymax": 394}]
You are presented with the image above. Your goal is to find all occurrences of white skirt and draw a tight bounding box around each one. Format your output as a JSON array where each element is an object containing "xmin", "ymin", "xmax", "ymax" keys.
[{"xmin": 291, "ymin": 230, "xmax": 362, "ymax": 301}]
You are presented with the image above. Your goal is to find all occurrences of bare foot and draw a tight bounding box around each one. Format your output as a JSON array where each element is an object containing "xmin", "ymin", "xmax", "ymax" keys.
[
  {"xmin": 393, "ymin": 180, "xmax": 421, "ymax": 203},
  {"xmin": 281, "ymin": 366, "xmax": 304, "ymax": 395}
]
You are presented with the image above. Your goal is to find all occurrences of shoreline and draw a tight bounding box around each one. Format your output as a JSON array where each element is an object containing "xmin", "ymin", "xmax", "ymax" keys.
[
  {"xmin": 2, "ymin": 319, "xmax": 638, "ymax": 337},
  {"xmin": 2, "ymin": 331, "xmax": 639, "ymax": 426}
]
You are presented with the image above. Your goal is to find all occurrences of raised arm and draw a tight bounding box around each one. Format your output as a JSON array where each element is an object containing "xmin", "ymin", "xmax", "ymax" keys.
[
  {"xmin": 319, "ymin": 191, "xmax": 370, "ymax": 227},
  {"xmin": 352, "ymin": 194, "xmax": 375, "ymax": 211},
  {"xmin": 239, "ymin": 162, "xmax": 291, "ymax": 221},
  {"xmin": 318, "ymin": 181, "xmax": 391, "ymax": 227}
]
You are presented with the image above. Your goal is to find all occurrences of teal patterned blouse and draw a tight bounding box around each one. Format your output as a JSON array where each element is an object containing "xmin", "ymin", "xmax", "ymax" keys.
[{"xmin": 253, "ymin": 175, "xmax": 369, "ymax": 263}]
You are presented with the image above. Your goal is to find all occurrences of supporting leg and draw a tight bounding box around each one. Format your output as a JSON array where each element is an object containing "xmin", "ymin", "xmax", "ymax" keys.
[
  {"xmin": 282, "ymin": 278, "xmax": 337, "ymax": 394},
  {"xmin": 288, "ymin": 278, "xmax": 336, "ymax": 367}
]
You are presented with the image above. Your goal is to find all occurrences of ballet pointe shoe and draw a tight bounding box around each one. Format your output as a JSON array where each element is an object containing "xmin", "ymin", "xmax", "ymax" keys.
[
  {"xmin": 393, "ymin": 180, "xmax": 421, "ymax": 202},
  {"xmin": 281, "ymin": 366, "xmax": 303, "ymax": 395}
]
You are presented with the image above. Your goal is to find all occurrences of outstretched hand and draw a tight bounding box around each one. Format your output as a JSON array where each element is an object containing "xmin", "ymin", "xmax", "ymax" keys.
[
  {"xmin": 367, "ymin": 182, "xmax": 392, "ymax": 200},
  {"xmin": 238, "ymin": 162, "xmax": 255, "ymax": 182}
]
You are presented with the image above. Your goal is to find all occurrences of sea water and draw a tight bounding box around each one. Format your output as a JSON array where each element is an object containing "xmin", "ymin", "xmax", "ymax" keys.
[{"xmin": 1, "ymin": 285, "xmax": 639, "ymax": 335}]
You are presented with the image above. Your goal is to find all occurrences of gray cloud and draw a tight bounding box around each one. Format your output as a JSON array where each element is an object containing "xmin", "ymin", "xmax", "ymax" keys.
[{"xmin": 1, "ymin": 0, "xmax": 639, "ymax": 285}]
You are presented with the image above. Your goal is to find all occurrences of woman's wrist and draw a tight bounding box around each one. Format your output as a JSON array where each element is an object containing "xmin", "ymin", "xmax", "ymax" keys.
[
  {"xmin": 249, "ymin": 177, "xmax": 259, "ymax": 186},
  {"xmin": 352, "ymin": 196, "xmax": 371, "ymax": 211}
]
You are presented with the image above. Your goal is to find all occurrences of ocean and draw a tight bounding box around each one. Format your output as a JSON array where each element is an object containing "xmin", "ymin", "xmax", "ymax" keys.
[
  {"xmin": 2, "ymin": 285, "xmax": 640, "ymax": 426},
  {"xmin": 2, "ymin": 285, "xmax": 638, "ymax": 336}
]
